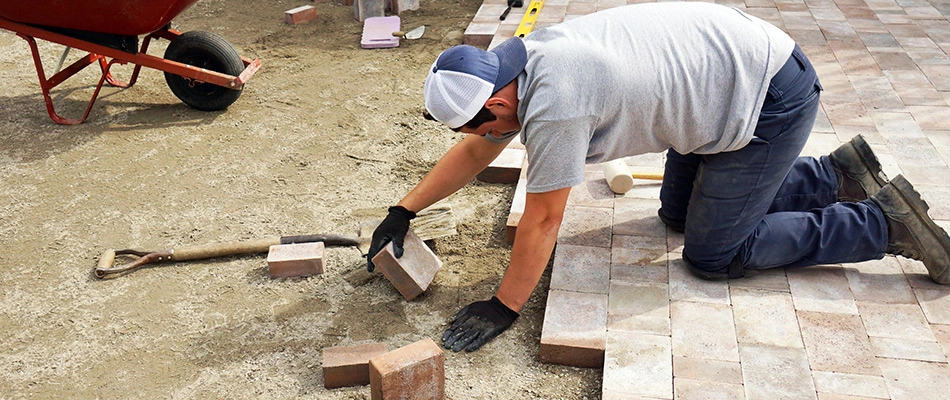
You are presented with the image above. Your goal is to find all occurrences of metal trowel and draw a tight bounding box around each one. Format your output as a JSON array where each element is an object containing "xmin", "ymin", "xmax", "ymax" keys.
[{"xmin": 393, "ymin": 25, "xmax": 425, "ymax": 40}]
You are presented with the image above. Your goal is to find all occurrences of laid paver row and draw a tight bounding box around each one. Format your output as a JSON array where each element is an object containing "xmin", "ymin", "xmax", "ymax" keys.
[{"xmin": 472, "ymin": 0, "xmax": 950, "ymax": 398}]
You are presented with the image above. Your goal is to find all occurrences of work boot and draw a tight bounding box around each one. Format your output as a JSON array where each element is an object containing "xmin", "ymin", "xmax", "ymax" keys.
[
  {"xmin": 829, "ymin": 134, "xmax": 889, "ymax": 202},
  {"xmin": 870, "ymin": 175, "xmax": 950, "ymax": 284}
]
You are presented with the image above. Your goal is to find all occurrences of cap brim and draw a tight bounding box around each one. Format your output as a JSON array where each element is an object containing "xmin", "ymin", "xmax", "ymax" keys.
[{"xmin": 489, "ymin": 37, "xmax": 527, "ymax": 93}]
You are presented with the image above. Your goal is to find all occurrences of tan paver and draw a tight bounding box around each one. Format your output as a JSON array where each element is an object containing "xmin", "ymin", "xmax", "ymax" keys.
[
  {"xmin": 731, "ymin": 287, "xmax": 804, "ymax": 348},
  {"xmin": 845, "ymin": 258, "xmax": 917, "ymax": 304},
  {"xmin": 857, "ymin": 302, "xmax": 936, "ymax": 341},
  {"xmin": 608, "ymin": 281, "xmax": 670, "ymax": 335},
  {"xmin": 674, "ymin": 378, "xmax": 744, "ymax": 400},
  {"xmin": 672, "ymin": 356, "xmax": 743, "ymax": 385},
  {"xmin": 878, "ymin": 359, "xmax": 950, "ymax": 400},
  {"xmin": 668, "ymin": 255, "xmax": 730, "ymax": 304},
  {"xmin": 557, "ymin": 205, "xmax": 613, "ymax": 248},
  {"xmin": 739, "ymin": 344, "xmax": 817, "ymax": 400},
  {"xmin": 797, "ymin": 310, "xmax": 879, "ymax": 375},
  {"xmin": 550, "ymin": 244, "xmax": 611, "ymax": 295},
  {"xmin": 602, "ymin": 331, "xmax": 673, "ymax": 399},
  {"xmin": 810, "ymin": 370, "xmax": 890, "ymax": 399},
  {"xmin": 914, "ymin": 288, "xmax": 950, "ymax": 324},
  {"xmin": 671, "ymin": 301, "xmax": 739, "ymax": 362},
  {"xmin": 869, "ymin": 336, "xmax": 947, "ymax": 362},
  {"xmin": 787, "ymin": 266, "xmax": 859, "ymax": 314}
]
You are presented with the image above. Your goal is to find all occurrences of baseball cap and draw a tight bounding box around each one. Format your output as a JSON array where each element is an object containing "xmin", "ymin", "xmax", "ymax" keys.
[{"xmin": 424, "ymin": 37, "xmax": 527, "ymax": 129}]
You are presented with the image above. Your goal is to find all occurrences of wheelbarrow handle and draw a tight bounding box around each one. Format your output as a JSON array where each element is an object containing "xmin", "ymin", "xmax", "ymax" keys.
[{"xmin": 94, "ymin": 234, "xmax": 360, "ymax": 279}]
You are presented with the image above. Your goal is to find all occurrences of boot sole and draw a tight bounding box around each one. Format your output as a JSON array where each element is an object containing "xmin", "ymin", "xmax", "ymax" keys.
[
  {"xmin": 890, "ymin": 175, "xmax": 950, "ymax": 284},
  {"xmin": 849, "ymin": 134, "xmax": 889, "ymax": 188}
]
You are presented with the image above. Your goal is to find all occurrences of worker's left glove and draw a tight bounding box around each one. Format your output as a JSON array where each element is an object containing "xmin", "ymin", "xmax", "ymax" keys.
[
  {"xmin": 366, "ymin": 205, "xmax": 416, "ymax": 272},
  {"xmin": 442, "ymin": 297, "xmax": 519, "ymax": 352}
]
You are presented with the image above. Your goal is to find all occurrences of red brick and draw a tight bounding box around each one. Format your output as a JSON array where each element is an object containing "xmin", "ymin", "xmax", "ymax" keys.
[
  {"xmin": 540, "ymin": 289, "xmax": 608, "ymax": 368},
  {"xmin": 506, "ymin": 178, "xmax": 528, "ymax": 244},
  {"xmin": 267, "ymin": 242, "xmax": 324, "ymax": 278},
  {"xmin": 477, "ymin": 147, "xmax": 525, "ymax": 184},
  {"xmin": 323, "ymin": 342, "xmax": 389, "ymax": 389},
  {"xmin": 285, "ymin": 5, "xmax": 317, "ymax": 25},
  {"xmin": 371, "ymin": 229, "xmax": 442, "ymax": 300},
  {"xmin": 369, "ymin": 338, "xmax": 444, "ymax": 400}
]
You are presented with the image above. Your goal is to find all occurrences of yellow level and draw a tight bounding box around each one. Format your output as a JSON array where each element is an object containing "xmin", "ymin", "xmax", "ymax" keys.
[{"xmin": 514, "ymin": 0, "xmax": 545, "ymax": 38}]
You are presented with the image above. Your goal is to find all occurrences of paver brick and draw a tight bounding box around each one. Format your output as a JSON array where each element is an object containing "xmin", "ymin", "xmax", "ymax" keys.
[
  {"xmin": 810, "ymin": 370, "xmax": 890, "ymax": 399},
  {"xmin": 857, "ymin": 302, "xmax": 936, "ymax": 341},
  {"xmin": 602, "ymin": 331, "xmax": 672, "ymax": 399},
  {"xmin": 673, "ymin": 378, "xmax": 743, "ymax": 400},
  {"xmin": 285, "ymin": 5, "xmax": 317, "ymax": 25},
  {"xmin": 845, "ymin": 258, "xmax": 917, "ymax": 304},
  {"xmin": 371, "ymin": 229, "xmax": 442, "ymax": 300},
  {"xmin": 730, "ymin": 287, "xmax": 804, "ymax": 348},
  {"xmin": 476, "ymin": 147, "xmax": 524, "ymax": 184},
  {"xmin": 323, "ymin": 342, "xmax": 389, "ymax": 389},
  {"xmin": 670, "ymin": 301, "xmax": 738, "ymax": 362},
  {"xmin": 915, "ymin": 287, "xmax": 950, "ymax": 324},
  {"xmin": 540, "ymin": 289, "xmax": 608, "ymax": 368},
  {"xmin": 267, "ymin": 242, "xmax": 325, "ymax": 278},
  {"xmin": 878, "ymin": 358, "xmax": 950, "ymax": 400},
  {"xmin": 739, "ymin": 344, "xmax": 817, "ymax": 400},
  {"xmin": 672, "ymin": 356, "xmax": 742, "ymax": 385},
  {"xmin": 558, "ymin": 205, "xmax": 613, "ymax": 248},
  {"xmin": 506, "ymin": 178, "xmax": 527, "ymax": 244},
  {"xmin": 550, "ymin": 244, "xmax": 611, "ymax": 295},
  {"xmin": 797, "ymin": 310, "xmax": 879, "ymax": 375},
  {"xmin": 369, "ymin": 338, "xmax": 444, "ymax": 400},
  {"xmin": 607, "ymin": 281, "xmax": 669, "ymax": 335},
  {"xmin": 787, "ymin": 266, "xmax": 858, "ymax": 314},
  {"xmin": 566, "ymin": 171, "xmax": 615, "ymax": 208},
  {"xmin": 869, "ymin": 336, "xmax": 947, "ymax": 362},
  {"xmin": 612, "ymin": 197, "xmax": 665, "ymax": 238}
]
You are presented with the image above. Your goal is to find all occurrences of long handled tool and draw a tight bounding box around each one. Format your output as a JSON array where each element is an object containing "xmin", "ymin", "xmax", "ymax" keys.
[
  {"xmin": 95, "ymin": 203, "xmax": 458, "ymax": 279},
  {"xmin": 95, "ymin": 234, "xmax": 359, "ymax": 279}
]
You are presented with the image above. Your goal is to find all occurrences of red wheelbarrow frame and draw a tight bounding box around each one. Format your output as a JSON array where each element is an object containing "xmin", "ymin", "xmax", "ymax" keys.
[{"xmin": 0, "ymin": 17, "xmax": 261, "ymax": 124}]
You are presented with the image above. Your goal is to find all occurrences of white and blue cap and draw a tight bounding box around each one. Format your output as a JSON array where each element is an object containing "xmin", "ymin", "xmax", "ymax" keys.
[{"xmin": 424, "ymin": 37, "xmax": 527, "ymax": 129}]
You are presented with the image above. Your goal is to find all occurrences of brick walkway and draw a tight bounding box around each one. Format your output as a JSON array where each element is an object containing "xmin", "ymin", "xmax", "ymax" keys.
[{"xmin": 467, "ymin": 1, "xmax": 950, "ymax": 399}]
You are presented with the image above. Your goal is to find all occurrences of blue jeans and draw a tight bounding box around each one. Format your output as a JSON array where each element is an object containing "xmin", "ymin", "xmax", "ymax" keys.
[{"xmin": 659, "ymin": 45, "xmax": 889, "ymax": 277}]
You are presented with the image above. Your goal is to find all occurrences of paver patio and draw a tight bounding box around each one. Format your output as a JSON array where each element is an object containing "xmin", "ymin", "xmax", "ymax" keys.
[{"xmin": 467, "ymin": 0, "xmax": 950, "ymax": 398}]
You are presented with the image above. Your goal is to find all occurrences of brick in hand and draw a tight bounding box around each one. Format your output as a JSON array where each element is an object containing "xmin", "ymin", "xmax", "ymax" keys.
[{"xmin": 371, "ymin": 229, "xmax": 442, "ymax": 300}]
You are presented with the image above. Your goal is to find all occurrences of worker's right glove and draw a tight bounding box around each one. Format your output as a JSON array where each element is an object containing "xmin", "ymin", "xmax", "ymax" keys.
[
  {"xmin": 366, "ymin": 205, "xmax": 416, "ymax": 272},
  {"xmin": 442, "ymin": 297, "xmax": 519, "ymax": 352}
]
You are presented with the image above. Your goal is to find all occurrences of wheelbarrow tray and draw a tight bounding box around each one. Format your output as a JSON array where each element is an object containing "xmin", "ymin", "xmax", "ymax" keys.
[{"xmin": 0, "ymin": 0, "xmax": 199, "ymax": 36}]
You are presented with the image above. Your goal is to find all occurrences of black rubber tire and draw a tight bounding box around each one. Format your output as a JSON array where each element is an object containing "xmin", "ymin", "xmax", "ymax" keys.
[{"xmin": 163, "ymin": 31, "xmax": 244, "ymax": 111}]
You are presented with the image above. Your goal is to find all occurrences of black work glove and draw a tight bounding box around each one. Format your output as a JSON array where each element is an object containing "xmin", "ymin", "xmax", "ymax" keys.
[
  {"xmin": 442, "ymin": 296, "xmax": 519, "ymax": 352},
  {"xmin": 366, "ymin": 205, "xmax": 416, "ymax": 272}
]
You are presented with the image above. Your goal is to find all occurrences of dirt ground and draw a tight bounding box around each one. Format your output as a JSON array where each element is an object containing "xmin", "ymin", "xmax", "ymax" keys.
[{"xmin": 0, "ymin": 0, "xmax": 603, "ymax": 398}]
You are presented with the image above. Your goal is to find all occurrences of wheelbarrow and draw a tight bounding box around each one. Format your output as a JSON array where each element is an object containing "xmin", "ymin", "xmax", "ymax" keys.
[{"xmin": 0, "ymin": 0, "xmax": 261, "ymax": 124}]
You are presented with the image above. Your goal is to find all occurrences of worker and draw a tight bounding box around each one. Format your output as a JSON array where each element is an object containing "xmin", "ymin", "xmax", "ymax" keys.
[{"xmin": 366, "ymin": 2, "xmax": 950, "ymax": 353}]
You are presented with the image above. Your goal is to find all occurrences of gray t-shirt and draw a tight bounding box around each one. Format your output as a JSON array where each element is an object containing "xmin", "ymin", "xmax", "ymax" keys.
[{"xmin": 491, "ymin": 3, "xmax": 795, "ymax": 193}]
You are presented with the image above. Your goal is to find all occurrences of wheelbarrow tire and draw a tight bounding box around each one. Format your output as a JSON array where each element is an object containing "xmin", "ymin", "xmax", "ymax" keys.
[{"xmin": 163, "ymin": 31, "xmax": 244, "ymax": 111}]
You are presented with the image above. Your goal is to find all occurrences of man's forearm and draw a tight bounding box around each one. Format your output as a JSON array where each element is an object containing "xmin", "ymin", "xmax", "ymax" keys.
[
  {"xmin": 398, "ymin": 135, "xmax": 506, "ymax": 212},
  {"xmin": 495, "ymin": 188, "xmax": 571, "ymax": 312}
]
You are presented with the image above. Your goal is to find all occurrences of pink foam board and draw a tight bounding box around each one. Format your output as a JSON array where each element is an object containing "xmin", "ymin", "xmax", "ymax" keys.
[{"xmin": 361, "ymin": 16, "xmax": 400, "ymax": 49}]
